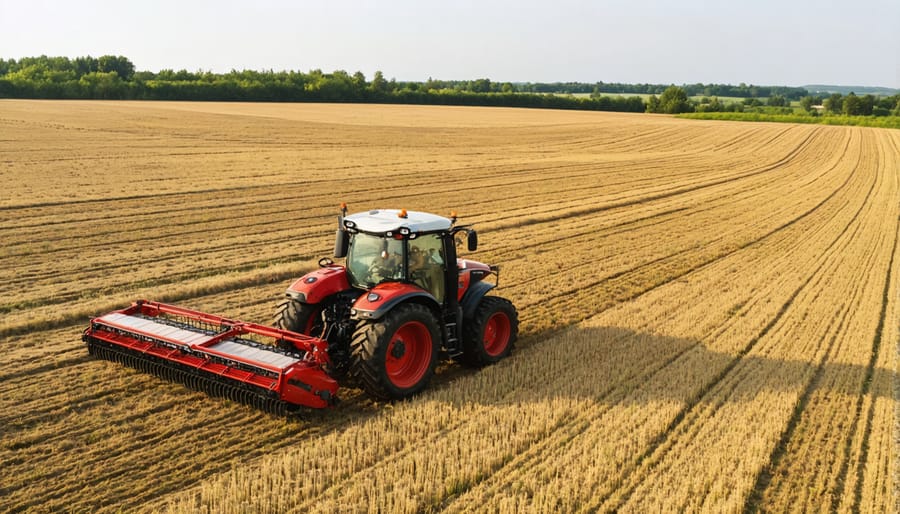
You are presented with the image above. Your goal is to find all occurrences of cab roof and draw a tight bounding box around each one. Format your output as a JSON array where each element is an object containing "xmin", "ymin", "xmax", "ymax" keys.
[{"xmin": 344, "ymin": 209, "xmax": 452, "ymax": 234}]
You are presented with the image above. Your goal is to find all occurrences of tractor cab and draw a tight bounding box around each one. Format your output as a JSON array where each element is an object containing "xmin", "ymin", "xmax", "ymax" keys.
[{"xmin": 337, "ymin": 208, "xmax": 477, "ymax": 305}]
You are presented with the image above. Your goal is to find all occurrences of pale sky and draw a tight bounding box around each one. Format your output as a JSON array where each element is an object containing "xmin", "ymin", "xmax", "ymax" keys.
[{"xmin": 2, "ymin": 0, "xmax": 898, "ymax": 88}]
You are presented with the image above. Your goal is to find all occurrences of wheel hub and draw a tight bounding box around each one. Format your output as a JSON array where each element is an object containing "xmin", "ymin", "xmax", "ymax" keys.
[{"xmin": 390, "ymin": 340, "xmax": 406, "ymax": 359}]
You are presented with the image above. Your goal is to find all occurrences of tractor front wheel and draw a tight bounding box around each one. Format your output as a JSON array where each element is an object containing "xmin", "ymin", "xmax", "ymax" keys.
[
  {"xmin": 350, "ymin": 303, "xmax": 440, "ymax": 400},
  {"xmin": 274, "ymin": 297, "xmax": 324, "ymax": 336},
  {"xmin": 461, "ymin": 296, "xmax": 518, "ymax": 367}
]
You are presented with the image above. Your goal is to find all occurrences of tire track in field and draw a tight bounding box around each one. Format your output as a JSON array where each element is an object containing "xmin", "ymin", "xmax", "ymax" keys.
[
  {"xmin": 843, "ymin": 140, "xmax": 898, "ymax": 513},
  {"xmin": 603, "ymin": 130, "xmax": 880, "ymax": 512},
  {"xmin": 597, "ymin": 129, "xmax": 872, "ymax": 508},
  {"xmin": 840, "ymin": 229, "xmax": 897, "ymax": 512},
  {"xmin": 439, "ymin": 129, "xmax": 869, "ymax": 511},
  {"xmin": 503, "ymin": 137, "xmax": 848, "ymax": 294},
  {"xmin": 734, "ymin": 132, "xmax": 898, "ymax": 513},
  {"xmin": 486, "ymin": 127, "xmax": 821, "ymax": 236},
  {"xmin": 856, "ymin": 227, "xmax": 900, "ymax": 512},
  {"xmin": 514, "ymin": 140, "xmax": 858, "ymax": 328}
]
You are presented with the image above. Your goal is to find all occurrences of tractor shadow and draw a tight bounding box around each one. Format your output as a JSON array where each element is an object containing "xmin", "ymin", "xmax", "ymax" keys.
[
  {"xmin": 293, "ymin": 322, "xmax": 891, "ymax": 444},
  {"xmin": 419, "ymin": 323, "xmax": 891, "ymax": 411}
]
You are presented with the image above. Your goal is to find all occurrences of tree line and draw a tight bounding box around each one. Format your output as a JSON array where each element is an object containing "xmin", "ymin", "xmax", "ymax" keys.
[
  {"xmin": 0, "ymin": 55, "xmax": 646, "ymax": 112},
  {"xmin": 1, "ymin": 55, "xmax": 898, "ymax": 118}
]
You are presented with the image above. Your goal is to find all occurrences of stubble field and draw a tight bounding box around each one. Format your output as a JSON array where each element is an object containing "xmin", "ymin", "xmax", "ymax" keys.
[{"xmin": 1, "ymin": 100, "xmax": 897, "ymax": 513}]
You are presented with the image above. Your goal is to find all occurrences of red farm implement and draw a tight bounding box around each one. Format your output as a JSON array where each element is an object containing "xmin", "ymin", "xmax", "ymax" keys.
[{"xmin": 83, "ymin": 300, "xmax": 337, "ymax": 414}]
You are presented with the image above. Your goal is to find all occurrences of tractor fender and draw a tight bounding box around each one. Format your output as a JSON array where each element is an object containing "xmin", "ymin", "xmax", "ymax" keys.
[
  {"xmin": 286, "ymin": 265, "xmax": 351, "ymax": 304},
  {"xmin": 351, "ymin": 281, "xmax": 439, "ymax": 321},
  {"xmin": 460, "ymin": 280, "xmax": 496, "ymax": 319}
]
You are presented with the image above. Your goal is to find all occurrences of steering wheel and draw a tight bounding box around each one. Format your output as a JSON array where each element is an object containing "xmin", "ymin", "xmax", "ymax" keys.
[{"xmin": 367, "ymin": 259, "xmax": 392, "ymax": 282}]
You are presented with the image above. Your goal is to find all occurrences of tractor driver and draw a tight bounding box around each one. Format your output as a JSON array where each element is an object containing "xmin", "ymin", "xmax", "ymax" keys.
[{"xmin": 409, "ymin": 235, "xmax": 445, "ymax": 300}]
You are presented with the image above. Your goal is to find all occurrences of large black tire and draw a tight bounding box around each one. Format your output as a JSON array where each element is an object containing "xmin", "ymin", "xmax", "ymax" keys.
[
  {"xmin": 275, "ymin": 297, "xmax": 354, "ymax": 380},
  {"xmin": 274, "ymin": 297, "xmax": 324, "ymax": 337},
  {"xmin": 461, "ymin": 296, "xmax": 518, "ymax": 367},
  {"xmin": 350, "ymin": 303, "xmax": 440, "ymax": 400}
]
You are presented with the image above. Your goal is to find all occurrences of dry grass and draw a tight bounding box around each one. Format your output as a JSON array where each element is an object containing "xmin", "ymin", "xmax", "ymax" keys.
[{"xmin": 0, "ymin": 100, "xmax": 896, "ymax": 513}]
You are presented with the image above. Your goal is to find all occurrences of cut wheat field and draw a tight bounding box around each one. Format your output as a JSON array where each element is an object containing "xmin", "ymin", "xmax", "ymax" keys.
[{"xmin": 1, "ymin": 99, "xmax": 897, "ymax": 513}]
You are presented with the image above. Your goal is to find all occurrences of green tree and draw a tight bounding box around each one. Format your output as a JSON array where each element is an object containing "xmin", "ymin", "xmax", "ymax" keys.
[
  {"xmin": 767, "ymin": 95, "xmax": 787, "ymax": 107},
  {"xmin": 799, "ymin": 96, "xmax": 817, "ymax": 112},
  {"xmin": 369, "ymin": 70, "xmax": 389, "ymax": 95},
  {"xmin": 470, "ymin": 78, "xmax": 492, "ymax": 93},
  {"xmin": 858, "ymin": 94, "xmax": 875, "ymax": 115},
  {"xmin": 78, "ymin": 71, "xmax": 125, "ymax": 99},
  {"xmin": 655, "ymin": 86, "xmax": 692, "ymax": 113},
  {"xmin": 743, "ymin": 97, "xmax": 762, "ymax": 107},
  {"xmin": 824, "ymin": 93, "xmax": 843, "ymax": 114},
  {"xmin": 97, "ymin": 55, "xmax": 134, "ymax": 80},
  {"xmin": 842, "ymin": 92, "xmax": 860, "ymax": 115}
]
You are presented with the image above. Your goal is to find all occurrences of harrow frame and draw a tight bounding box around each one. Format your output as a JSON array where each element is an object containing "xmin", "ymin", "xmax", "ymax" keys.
[{"xmin": 83, "ymin": 300, "xmax": 339, "ymax": 412}]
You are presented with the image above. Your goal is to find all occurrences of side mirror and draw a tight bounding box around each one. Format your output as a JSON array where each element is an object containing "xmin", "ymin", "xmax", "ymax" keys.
[
  {"xmin": 467, "ymin": 230, "xmax": 478, "ymax": 252},
  {"xmin": 334, "ymin": 229, "xmax": 349, "ymax": 258}
]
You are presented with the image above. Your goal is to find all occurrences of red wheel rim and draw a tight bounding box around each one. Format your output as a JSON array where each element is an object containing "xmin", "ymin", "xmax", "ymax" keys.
[
  {"xmin": 385, "ymin": 321, "xmax": 432, "ymax": 388},
  {"xmin": 483, "ymin": 312, "xmax": 511, "ymax": 357}
]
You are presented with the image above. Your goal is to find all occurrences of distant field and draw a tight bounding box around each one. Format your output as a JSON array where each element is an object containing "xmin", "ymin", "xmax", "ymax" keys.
[
  {"xmin": 680, "ymin": 111, "xmax": 900, "ymax": 129},
  {"xmin": 562, "ymin": 92, "xmax": 746, "ymax": 103},
  {"xmin": 1, "ymin": 100, "xmax": 897, "ymax": 513}
]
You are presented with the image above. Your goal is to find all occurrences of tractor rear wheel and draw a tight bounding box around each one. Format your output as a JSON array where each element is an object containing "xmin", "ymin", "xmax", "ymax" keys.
[
  {"xmin": 461, "ymin": 296, "xmax": 518, "ymax": 367},
  {"xmin": 350, "ymin": 303, "xmax": 440, "ymax": 400}
]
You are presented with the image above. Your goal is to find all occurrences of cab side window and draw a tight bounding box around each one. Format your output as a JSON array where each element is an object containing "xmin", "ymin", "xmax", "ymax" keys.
[{"xmin": 408, "ymin": 234, "xmax": 445, "ymax": 301}]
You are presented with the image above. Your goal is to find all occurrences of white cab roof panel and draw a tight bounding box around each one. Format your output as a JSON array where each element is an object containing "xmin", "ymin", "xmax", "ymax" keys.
[{"xmin": 345, "ymin": 209, "xmax": 452, "ymax": 234}]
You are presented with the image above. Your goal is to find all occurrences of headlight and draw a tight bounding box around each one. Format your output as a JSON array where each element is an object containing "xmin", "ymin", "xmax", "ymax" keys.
[{"xmin": 367, "ymin": 293, "xmax": 381, "ymax": 302}]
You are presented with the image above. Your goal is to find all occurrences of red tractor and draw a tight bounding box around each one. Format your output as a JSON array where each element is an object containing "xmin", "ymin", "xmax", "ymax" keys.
[
  {"xmin": 83, "ymin": 206, "xmax": 517, "ymax": 412},
  {"xmin": 275, "ymin": 205, "xmax": 518, "ymax": 400}
]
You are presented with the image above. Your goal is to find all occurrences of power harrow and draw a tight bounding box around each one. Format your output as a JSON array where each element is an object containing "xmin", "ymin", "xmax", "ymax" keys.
[{"xmin": 83, "ymin": 300, "xmax": 338, "ymax": 414}]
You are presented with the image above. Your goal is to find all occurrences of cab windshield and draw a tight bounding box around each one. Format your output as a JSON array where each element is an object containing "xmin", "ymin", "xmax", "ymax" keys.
[{"xmin": 346, "ymin": 232, "xmax": 405, "ymax": 288}]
